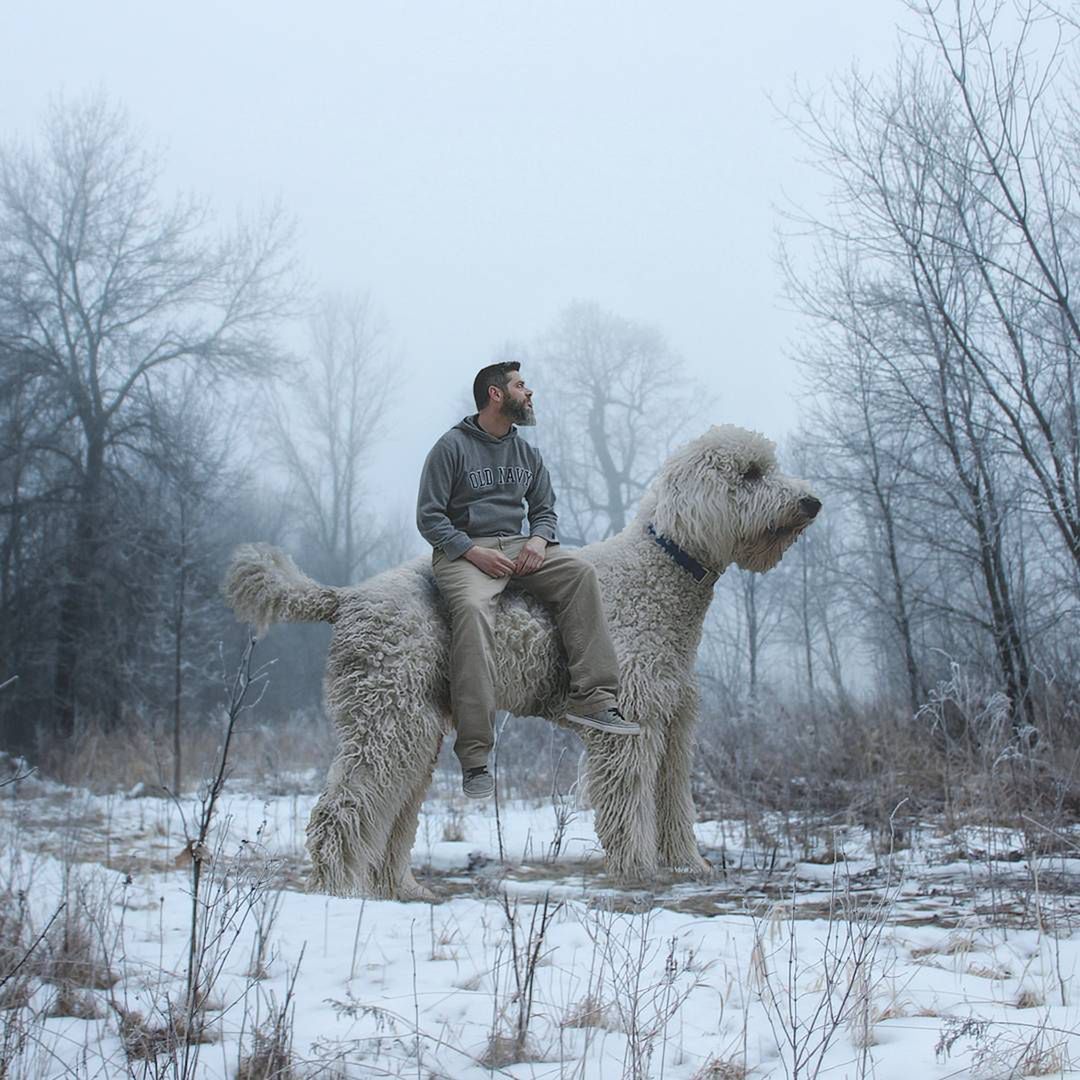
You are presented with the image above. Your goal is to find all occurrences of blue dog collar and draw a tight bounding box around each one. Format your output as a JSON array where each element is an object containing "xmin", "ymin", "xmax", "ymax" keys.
[{"xmin": 647, "ymin": 524, "xmax": 721, "ymax": 587}]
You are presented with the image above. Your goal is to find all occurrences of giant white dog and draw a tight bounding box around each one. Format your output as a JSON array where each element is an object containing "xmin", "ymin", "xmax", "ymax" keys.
[{"xmin": 224, "ymin": 425, "xmax": 819, "ymax": 900}]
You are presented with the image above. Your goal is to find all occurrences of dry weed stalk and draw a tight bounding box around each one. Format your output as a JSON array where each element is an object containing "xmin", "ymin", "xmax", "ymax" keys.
[
  {"xmin": 581, "ymin": 906, "xmax": 710, "ymax": 1080},
  {"xmin": 102, "ymin": 636, "xmax": 282, "ymax": 1078},
  {"xmin": 247, "ymin": 884, "xmax": 286, "ymax": 980},
  {"xmin": 0, "ymin": 893, "xmax": 44, "ymax": 1077},
  {"xmin": 483, "ymin": 890, "xmax": 564, "ymax": 1067},
  {"xmin": 935, "ymin": 1012, "xmax": 1078, "ymax": 1076},
  {"xmin": 323, "ymin": 991, "xmax": 514, "ymax": 1077},
  {"xmin": 236, "ymin": 948, "xmax": 304, "ymax": 1080},
  {"xmin": 543, "ymin": 746, "xmax": 582, "ymax": 863},
  {"xmin": 753, "ymin": 860, "xmax": 896, "ymax": 1079},
  {"xmin": 171, "ymin": 635, "xmax": 271, "ymax": 1073}
]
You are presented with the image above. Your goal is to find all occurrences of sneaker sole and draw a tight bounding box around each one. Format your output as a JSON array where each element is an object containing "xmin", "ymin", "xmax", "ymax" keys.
[
  {"xmin": 463, "ymin": 784, "xmax": 495, "ymax": 799},
  {"xmin": 565, "ymin": 714, "xmax": 642, "ymax": 735}
]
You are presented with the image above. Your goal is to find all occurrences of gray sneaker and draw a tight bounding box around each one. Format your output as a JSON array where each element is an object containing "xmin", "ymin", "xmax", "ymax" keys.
[
  {"xmin": 565, "ymin": 706, "xmax": 641, "ymax": 735},
  {"xmin": 462, "ymin": 766, "xmax": 495, "ymax": 799}
]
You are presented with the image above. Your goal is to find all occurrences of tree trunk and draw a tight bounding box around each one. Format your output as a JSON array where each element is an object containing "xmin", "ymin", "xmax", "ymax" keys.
[
  {"xmin": 933, "ymin": 345, "xmax": 1035, "ymax": 735},
  {"xmin": 53, "ymin": 434, "xmax": 105, "ymax": 739},
  {"xmin": 173, "ymin": 501, "xmax": 188, "ymax": 793},
  {"xmin": 800, "ymin": 541, "xmax": 815, "ymax": 694},
  {"xmin": 745, "ymin": 574, "xmax": 759, "ymax": 697},
  {"xmin": 588, "ymin": 399, "xmax": 626, "ymax": 536},
  {"xmin": 875, "ymin": 483, "xmax": 923, "ymax": 715}
]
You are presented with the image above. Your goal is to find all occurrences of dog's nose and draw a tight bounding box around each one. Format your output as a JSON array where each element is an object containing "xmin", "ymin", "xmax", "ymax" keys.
[{"xmin": 799, "ymin": 496, "xmax": 822, "ymax": 519}]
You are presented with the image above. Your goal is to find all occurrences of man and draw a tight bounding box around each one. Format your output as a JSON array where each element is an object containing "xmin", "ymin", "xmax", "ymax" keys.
[{"xmin": 417, "ymin": 361, "xmax": 639, "ymax": 799}]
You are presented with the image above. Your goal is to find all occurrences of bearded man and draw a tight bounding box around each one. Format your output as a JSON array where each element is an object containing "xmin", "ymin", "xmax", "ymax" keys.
[{"xmin": 416, "ymin": 361, "xmax": 639, "ymax": 798}]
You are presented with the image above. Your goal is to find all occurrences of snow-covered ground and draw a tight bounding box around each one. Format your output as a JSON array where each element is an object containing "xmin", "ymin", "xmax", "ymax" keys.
[{"xmin": 2, "ymin": 769, "xmax": 1079, "ymax": 1078}]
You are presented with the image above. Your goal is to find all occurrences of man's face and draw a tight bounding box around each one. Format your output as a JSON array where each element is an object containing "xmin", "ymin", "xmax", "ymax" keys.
[{"xmin": 496, "ymin": 370, "xmax": 536, "ymax": 426}]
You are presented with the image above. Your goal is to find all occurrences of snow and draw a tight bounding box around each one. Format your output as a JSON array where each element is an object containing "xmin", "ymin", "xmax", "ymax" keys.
[{"xmin": 2, "ymin": 777, "xmax": 1079, "ymax": 1078}]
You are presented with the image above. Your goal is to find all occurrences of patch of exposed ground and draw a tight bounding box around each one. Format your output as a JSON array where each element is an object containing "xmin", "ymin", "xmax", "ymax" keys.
[{"xmin": 5, "ymin": 787, "xmax": 1078, "ymax": 931}]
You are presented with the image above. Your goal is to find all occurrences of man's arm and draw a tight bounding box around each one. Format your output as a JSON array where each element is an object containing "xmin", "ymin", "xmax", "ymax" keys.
[
  {"xmin": 514, "ymin": 450, "xmax": 558, "ymax": 575},
  {"xmin": 524, "ymin": 452, "xmax": 558, "ymax": 544},
  {"xmin": 416, "ymin": 439, "xmax": 474, "ymax": 560}
]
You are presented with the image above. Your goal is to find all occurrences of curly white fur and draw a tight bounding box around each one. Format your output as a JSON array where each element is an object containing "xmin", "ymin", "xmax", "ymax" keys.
[{"xmin": 223, "ymin": 425, "xmax": 819, "ymax": 900}]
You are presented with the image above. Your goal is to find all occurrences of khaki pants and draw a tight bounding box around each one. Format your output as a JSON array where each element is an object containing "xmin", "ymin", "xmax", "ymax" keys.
[{"xmin": 432, "ymin": 535, "xmax": 620, "ymax": 770}]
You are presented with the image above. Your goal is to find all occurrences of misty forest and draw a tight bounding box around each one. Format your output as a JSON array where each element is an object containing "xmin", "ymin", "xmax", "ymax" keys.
[{"xmin": 2, "ymin": 2, "xmax": 1079, "ymax": 1078}]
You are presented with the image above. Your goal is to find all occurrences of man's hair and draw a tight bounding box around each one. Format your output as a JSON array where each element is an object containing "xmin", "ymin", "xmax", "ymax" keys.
[{"xmin": 472, "ymin": 361, "xmax": 521, "ymax": 412}]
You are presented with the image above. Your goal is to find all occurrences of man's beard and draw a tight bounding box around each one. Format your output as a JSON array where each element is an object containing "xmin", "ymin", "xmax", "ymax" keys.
[{"xmin": 502, "ymin": 397, "xmax": 536, "ymax": 426}]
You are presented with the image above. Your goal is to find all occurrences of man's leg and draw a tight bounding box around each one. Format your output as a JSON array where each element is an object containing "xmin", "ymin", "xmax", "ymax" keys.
[
  {"xmin": 514, "ymin": 544, "xmax": 621, "ymax": 717},
  {"xmin": 431, "ymin": 540, "xmax": 510, "ymax": 772}
]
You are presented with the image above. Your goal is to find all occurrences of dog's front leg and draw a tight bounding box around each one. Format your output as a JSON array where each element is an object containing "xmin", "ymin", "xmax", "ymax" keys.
[
  {"xmin": 655, "ymin": 687, "xmax": 711, "ymax": 876},
  {"xmin": 586, "ymin": 728, "xmax": 661, "ymax": 883}
]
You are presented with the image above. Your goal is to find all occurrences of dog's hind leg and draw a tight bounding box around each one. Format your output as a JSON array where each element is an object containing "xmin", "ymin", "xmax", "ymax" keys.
[
  {"xmin": 306, "ymin": 750, "xmax": 389, "ymax": 897},
  {"xmin": 656, "ymin": 690, "xmax": 711, "ymax": 876},
  {"xmin": 308, "ymin": 711, "xmax": 445, "ymax": 900},
  {"xmin": 369, "ymin": 724, "xmax": 443, "ymax": 902},
  {"xmin": 306, "ymin": 734, "xmax": 420, "ymax": 898}
]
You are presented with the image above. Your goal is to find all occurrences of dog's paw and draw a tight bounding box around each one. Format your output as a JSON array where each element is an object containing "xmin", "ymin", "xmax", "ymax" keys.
[
  {"xmin": 395, "ymin": 880, "xmax": 440, "ymax": 903},
  {"xmin": 665, "ymin": 853, "xmax": 720, "ymax": 881}
]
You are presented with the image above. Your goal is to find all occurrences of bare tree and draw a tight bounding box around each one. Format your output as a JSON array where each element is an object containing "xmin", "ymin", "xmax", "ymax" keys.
[
  {"xmin": 0, "ymin": 95, "xmax": 295, "ymax": 737},
  {"xmin": 696, "ymin": 562, "xmax": 790, "ymax": 719},
  {"xmin": 537, "ymin": 301, "xmax": 708, "ymax": 544},
  {"xmin": 739, "ymin": 568, "xmax": 788, "ymax": 699},
  {"xmin": 134, "ymin": 379, "xmax": 242, "ymax": 792},
  {"xmin": 266, "ymin": 293, "xmax": 391, "ymax": 586},
  {"xmin": 911, "ymin": 0, "xmax": 1080, "ymax": 578},
  {"xmin": 773, "ymin": 441, "xmax": 855, "ymax": 706},
  {"xmin": 790, "ymin": 287, "xmax": 932, "ymax": 715},
  {"xmin": 782, "ymin": 0, "xmax": 1080, "ymax": 730}
]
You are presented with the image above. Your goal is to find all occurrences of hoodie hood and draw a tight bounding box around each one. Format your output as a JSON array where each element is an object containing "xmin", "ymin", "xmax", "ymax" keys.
[{"xmin": 456, "ymin": 414, "xmax": 519, "ymax": 444}]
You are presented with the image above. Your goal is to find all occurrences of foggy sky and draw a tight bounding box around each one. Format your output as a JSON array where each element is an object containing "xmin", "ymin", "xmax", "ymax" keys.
[{"xmin": 3, "ymin": 1, "xmax": 902, "ymax": 527}]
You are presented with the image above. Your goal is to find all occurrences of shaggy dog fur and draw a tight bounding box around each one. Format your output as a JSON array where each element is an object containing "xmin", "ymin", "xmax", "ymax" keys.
[{"xmin": 224, "ymin": 425, "xmax": 819, "ymax": 900}]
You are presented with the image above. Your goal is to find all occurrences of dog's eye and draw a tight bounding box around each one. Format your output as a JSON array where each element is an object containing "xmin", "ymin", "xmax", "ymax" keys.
[{"xmin": 743, "ymin": 464, "xmax": 763, "ymax": 483}]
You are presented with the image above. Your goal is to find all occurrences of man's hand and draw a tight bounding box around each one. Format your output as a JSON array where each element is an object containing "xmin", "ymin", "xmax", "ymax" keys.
[
  {"xmin": 513, "ymin": 536, "xmax": 548, "ymax": 575},
  {"xmin": 463, "ymin": 545, "xmax": 516, "ymax": 578}
]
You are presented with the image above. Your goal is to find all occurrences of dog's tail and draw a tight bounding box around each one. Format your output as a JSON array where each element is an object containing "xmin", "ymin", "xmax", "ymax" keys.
[{"xmin": 223, "ymin": 543, "xmax": 341, "ymax": 636}]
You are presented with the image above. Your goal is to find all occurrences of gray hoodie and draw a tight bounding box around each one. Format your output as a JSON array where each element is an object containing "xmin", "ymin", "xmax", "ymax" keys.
[{"xmin": 416, "ymin": 416, "xmax": 559, "ymax": 559}]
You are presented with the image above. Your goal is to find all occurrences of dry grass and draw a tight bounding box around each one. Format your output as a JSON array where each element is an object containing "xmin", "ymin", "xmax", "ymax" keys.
[
  {"xmin": 693, "ymin": 677, "xmax": 1080, "ymax": 846},
  {"xmin": 0, "ymin": 888, "xmax": 28, "ymax": 967},
  {"xmin": 1014, "ymin": 988, "xmax": 1045, "ymax": 1009},
  {"xmin": 692, "ymin": 1059, "xmax": 749, "ymax": 1080},
  {"xmin": 560, "ymin": 993, "xmax": 623, "ymax": 1032},
  {"xmin": 966, "ymin": 961, "xmax": 1012, "ymax": 980},
  {"xmin": 480, "ymin": 1031, "xmax": 546, "ymax": 1069},
  {"xmin": 0, "ymin": 886, "xmax": 48, "ymax": 1013},
  {"xmin": 40, "ymin": 903, "xmax": 117, "ymax": 991},
  {"xmin": 0, "ymin": 975, "xmax": 33, "ymax": 1013},
  {"xmin": 236, "ymin": 1027, "xmax": 296, "ymax": 1079},
  {"xmin": 33, "ymin": 707, "xmax": 338, "ymax": 796},
  {"xmin": 39, "ymin": 723, "xmax": 217, "ymax": 795},
  {"xmin": 911, "ymin": 934, "xmax": 976, "ymax": 960},
  {"xmin": 440, "ymin": 805, "xmax": 465, "ymax": 842},
  {"xmin": 45, "ymin": 985, "xmax": 105, "ymax": 1020},
  {"xmin": 115, "ymin": 1003, "xmax": 216, "ymax": 1062}
]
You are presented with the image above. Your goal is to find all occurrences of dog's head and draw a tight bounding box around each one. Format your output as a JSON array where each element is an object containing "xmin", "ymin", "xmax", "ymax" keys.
[{"xmin": 643, "ymin": 425, "xmax": 820, "ymax": 574}]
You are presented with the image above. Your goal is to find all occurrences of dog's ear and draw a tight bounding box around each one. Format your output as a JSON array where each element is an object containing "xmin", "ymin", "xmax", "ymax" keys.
[{"xmin": 651, "ymin": 450, "xmax": 733, "ymax": 560}]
